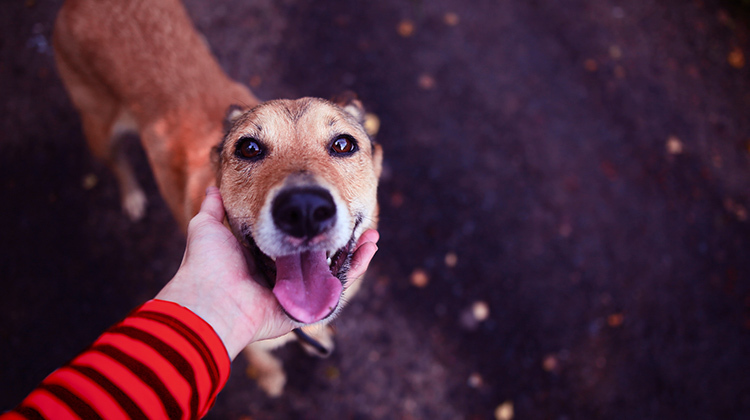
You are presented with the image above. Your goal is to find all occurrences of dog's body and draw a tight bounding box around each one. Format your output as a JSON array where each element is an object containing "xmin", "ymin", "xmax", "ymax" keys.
[{"xmin": 54, "ymin": 0, "xmax": 381, "ymax": 396}]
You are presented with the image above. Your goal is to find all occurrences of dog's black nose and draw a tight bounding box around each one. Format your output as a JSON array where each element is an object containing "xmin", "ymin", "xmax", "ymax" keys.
[{"xmin": 272, "ymin": 187, "xmax": 337, "ymax": 239}]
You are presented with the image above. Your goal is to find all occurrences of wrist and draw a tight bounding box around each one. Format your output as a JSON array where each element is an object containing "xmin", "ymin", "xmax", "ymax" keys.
[{"xmin": 155, "ymin": 280, "xmax": 258, "ymax": 360}]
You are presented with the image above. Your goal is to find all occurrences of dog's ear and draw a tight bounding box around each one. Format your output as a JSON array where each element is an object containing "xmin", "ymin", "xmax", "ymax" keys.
[
  {"xmin": 332, "ymin": 91, "xmax": 366, "ymax": 126},
  {"xmin": 332, "ymin": 92, "xmax": 382, "ymax": 174},
  {"xmin": 223, "ymin": 104, "xmax": 246, "ymax": 135},
  {"xmin": 214, "ymin": 105, "xmax": 247, "ymax": 166}
]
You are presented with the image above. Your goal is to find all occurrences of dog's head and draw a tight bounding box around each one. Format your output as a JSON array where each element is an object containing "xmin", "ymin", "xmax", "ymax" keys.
[{"xmin": 217, "ymin": 97, "xmax": 382, "ymax": 325}]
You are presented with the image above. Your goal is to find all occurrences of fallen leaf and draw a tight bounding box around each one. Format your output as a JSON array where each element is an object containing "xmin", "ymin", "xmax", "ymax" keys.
[
  {"xmin": 467, "ymin": 372, "xmax": 483, "ymax": 388},
  {"xmin": 364, "ymin": 112, "xmax": 380, "ymax": 137},
  {"xmin": 82, "ymin": 173, "xmax": 98, "ymax": 190},
  {"xmin": 666, "ymin": 135, "xmax": 683, "ymax": 154},
  {"xmin": 390, "ymin": 192, "xmax": 404, "ymax": 208},
  {"xmin": 717, "ymin": 9, "xmax": 732, "ymax": 26},
  {"xmin": 543, "ymin": 354, "xmax": 559, "ymax": 372},
  {"xmin": 418, "ymin": 73, "xmax": 436, "ymax": 90},
  {"xmin": 614, "ymin": 65, "xmax": 626, "ymax": 79},
  {"xmin": 584, "ymin": 58, "xmax": 598, "ymax": 72},
  {"xmin": 410, "ymin": 268, "xmax": 429, "ymax": 288},
  {"xmin": 609, "ymin": 45, "xmax": 622, "ymax": 60},
  {"xmin": 444, "ymin": 12, "xmax": 460, "ymax": 26},
  {"xmin": 472, "ymin": 301, "xmax": 490, "ymax": 321},
  {"xmin": 558, "ymin": 222, "xmax": 573, "ymax": 238},
  {"xmin": 495, "ymin": 401, "xmax": 514, "ymax": 420},
  {"xmin": 249, "ymin": 75, "xmax": 262, "ymax": 88},
  {"xmin": 600, "ymin": 160, "xmax": 618, "ymax": 180},
  {"xmin": 397, "ymin": 20, "xmax": 415, "ymax": 37},
  {"xmin": 325, "ymin": 366, "xmax": 340, "ymax": 380},
  {"xmin": 728, "ymin": 47, "xmax": 745, "ymax": 69},
  {"xmin": 607, "ymin": 313, "xmax": 625, "ymax": 327},
  {"xmin": 444, "ymin": 252, "xmax": 458, "ymax": 267},
  {"xmin": 724, "ymin": 198, "xmax": 748, "ymax": 221}
]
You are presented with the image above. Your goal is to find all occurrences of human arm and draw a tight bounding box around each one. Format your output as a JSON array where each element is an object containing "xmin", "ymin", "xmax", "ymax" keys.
[{"xmin": 2, "ymin": 187, "xmax": 379, "ymax": 419}]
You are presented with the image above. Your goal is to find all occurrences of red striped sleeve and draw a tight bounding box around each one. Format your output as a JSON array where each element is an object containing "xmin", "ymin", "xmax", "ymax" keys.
[
  {"xmin": 2, "ymin": 300, "xmax": 231, "ymax": 420},
  {"xmin": 45, "ymin": 367, "xmax": 125, "ymax": 420},
  {"xmin": 118, "ymin": 316, "xmax": 213, "ymax": 410}
]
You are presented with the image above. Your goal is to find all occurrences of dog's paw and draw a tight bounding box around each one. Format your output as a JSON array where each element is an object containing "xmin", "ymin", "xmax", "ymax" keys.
[{"xmin": 122, "ymin": 189, "xmax": 147, "ymax": 221}]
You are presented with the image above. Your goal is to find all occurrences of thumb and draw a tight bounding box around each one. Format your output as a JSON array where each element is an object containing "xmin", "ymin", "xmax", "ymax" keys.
[{"xmin": 199, "ymin": 186, "xmax": 225, "ymax": 223}]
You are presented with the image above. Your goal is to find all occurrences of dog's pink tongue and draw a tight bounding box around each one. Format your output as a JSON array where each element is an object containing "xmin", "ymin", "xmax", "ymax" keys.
[{"xmin": 273, "ymin": 250, "xmax": 342, "ymax": 324}]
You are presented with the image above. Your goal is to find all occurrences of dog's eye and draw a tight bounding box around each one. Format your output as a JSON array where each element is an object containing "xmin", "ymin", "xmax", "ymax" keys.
[
  {"xmin": 237, "ymin": 137, "xmax": 263, "ymax": 160},
  {"xmin": 330, "ymin": 135, "xmax": 357, "ymax": 155}
]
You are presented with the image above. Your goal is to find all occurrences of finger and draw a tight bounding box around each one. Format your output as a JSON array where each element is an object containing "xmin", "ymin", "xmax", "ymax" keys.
[
  {"xmin": 199, "ymin": 186, "xmax": 225, "ymax": 223},
  {"xmin": 252, "ymin": 306, "xmax": 297, "ymax": 342},
  {"xmin": 355, "ymin": 229, "xmax": 380, "ymax": 250},
  {"xmin": 348, "ymin": 241, "xmax": 378, "ymax": 280}
]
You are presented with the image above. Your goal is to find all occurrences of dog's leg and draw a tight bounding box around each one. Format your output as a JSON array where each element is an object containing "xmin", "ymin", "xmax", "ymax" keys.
[
  {"xmin": 84, "ymin": 108, "xmax": 147, "ymax": 222},
  {"xmin": 243, "ymin": 337, "xmax": 294, "ymax": 397},
  {"xmin": 56, "ymin": 54, "xmax": 147, "ymax": 221},
  {"xmin": 107, "ymin": 110, "xmax": 147, "ymax": 221},
  {"xmin": 242, "ymin": 326, "xmax": 336, "ymax": 396}
]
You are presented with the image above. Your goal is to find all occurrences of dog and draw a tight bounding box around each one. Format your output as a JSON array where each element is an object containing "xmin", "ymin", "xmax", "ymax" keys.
[{"xmin": 53, "ymin": 0, "xmax": 382, "ymax": 396}]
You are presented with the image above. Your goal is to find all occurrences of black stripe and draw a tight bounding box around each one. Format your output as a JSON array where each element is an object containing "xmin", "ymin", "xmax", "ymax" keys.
[
  {"xmin": 69, "ymin": 365, "xmax": 148, "ymax": 420},
  {"xmin": 93, "ymin": 344, "xmax": 183, "ymax": 420},
  {"xmin": 110, "ymin": 325, "xmax": 200, "ymax": 416},
  {"xmin": 133, "ymin": 311, "xmax": 221, "ymax": 397},
  {"xmin": 14, "ymin": 405, "xmax": 44, "ymax": 419},
  {"xmin": 39, "ymin": 383, "xmax": 102, "ymax": 419}
]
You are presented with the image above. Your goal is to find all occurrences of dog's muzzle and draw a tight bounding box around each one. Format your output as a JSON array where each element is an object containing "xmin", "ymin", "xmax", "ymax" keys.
[{"xmin": 250, "ymin": 186, "xmax": 345, "ymax": 324}]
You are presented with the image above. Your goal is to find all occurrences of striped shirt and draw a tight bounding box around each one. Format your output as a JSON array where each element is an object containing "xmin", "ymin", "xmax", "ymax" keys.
[{"xmin": 2, "ymin": 300, "xmax": 231, "ymax": 420}]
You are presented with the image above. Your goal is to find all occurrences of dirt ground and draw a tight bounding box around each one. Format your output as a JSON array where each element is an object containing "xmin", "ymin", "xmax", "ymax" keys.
[{"xmin": 2, "ymin": 0, "xmax": 750, "ymax": 418}]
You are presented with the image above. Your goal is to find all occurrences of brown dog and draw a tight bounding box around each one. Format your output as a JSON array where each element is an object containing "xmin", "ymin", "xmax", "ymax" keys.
[{"xmin": 53, "ymin": 0, "xmax": 382, "ymax": 396}]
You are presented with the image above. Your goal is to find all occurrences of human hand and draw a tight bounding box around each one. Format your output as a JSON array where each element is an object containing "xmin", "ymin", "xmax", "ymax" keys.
[{"xmin": 156, "ymin": 187, "xmax": 379, "ymax": 359}]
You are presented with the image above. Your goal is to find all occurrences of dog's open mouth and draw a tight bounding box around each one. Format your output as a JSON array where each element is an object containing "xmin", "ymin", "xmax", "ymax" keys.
[{"xmin": 244, "ymin": 234, "xmax": 355, "ymax": 325}]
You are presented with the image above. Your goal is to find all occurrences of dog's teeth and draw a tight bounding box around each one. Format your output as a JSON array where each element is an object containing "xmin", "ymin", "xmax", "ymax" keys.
[{"xmin": 327, "ymin": 257, "xmax": 332, "ymax": 266}]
